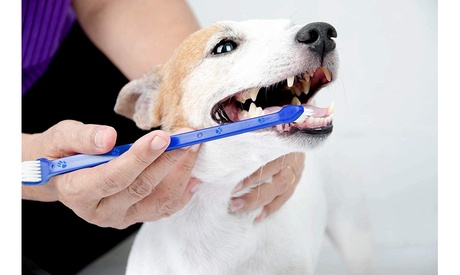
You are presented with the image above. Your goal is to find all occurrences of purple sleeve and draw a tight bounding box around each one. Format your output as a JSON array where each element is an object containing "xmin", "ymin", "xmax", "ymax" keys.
[{"xmin": 22, "ymin": 0, "xmax": 75, "ymax": 95}]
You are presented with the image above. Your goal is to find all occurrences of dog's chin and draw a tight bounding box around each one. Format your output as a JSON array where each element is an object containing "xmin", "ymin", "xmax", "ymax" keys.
[
  {"xmin": 210, "ymin": 66, "xmax": 335, "ymax": 140},
  {"xmin": 280, "ymin": 128, "xmax": 332, "ymax": 150}
]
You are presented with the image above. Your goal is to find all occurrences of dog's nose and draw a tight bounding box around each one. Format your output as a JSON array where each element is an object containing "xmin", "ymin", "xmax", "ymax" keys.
[{"xmin": 296, "ymin": 22, "xmax": 337, "ymax": 58}]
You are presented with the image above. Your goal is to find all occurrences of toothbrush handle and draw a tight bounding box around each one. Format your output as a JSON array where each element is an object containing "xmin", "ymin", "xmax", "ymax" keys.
[
  {"xmin": 40, "ymin": 105, "xmax": 304, "ymax": 182},
  {"xmin": 41, "ymin": 144, "xmax": 133, "ymax": 181},
  {"xmin": 166, "ymin": 105, "xmax": 304, "ymax": 151}
]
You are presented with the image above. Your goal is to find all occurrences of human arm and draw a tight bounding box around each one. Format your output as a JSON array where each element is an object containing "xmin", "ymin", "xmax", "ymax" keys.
[{"xmin": 72, "ymin": 0, "xmax": 200, "ymax": 80}]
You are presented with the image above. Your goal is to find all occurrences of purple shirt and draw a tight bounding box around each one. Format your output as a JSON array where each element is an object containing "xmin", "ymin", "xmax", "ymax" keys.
[{"xmin": 22, "ymin": 0, "xmax": 75, "ymax": 95}]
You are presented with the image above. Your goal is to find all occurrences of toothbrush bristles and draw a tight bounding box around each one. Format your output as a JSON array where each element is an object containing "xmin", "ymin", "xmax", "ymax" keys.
[
  {"xmin": 21, "ymin": 160, "xmax": 42, "ymax": 182},
  {"xmin": 293, "ymin": 107, "xmax": 308, "ymax": 123}
]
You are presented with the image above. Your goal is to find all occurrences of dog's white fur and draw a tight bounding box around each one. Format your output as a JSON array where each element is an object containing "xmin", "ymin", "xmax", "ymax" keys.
[{"xmin": 115, "ymin": 20, "xmax": 374, "ymax": 275}]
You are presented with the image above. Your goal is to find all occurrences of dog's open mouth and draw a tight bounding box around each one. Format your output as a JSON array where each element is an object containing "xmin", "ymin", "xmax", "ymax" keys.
[{"xmin": 211, "ymin": 67, "xmax": 334, "ymax": 134}]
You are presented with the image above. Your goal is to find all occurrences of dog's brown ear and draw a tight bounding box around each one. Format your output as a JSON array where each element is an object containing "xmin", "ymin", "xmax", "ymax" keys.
[{"xmin": 114, "ymin": 66, "xmax": 163, "ymax": 130}]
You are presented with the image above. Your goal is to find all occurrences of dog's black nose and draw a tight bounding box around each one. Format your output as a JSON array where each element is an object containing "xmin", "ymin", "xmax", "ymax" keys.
[{"xmin": 296, "ymin": 22, "xmax": 337, "ymax": 58}]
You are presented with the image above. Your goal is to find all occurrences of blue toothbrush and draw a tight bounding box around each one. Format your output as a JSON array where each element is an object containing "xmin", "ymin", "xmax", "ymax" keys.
[{"xmin": 21, "ymin": 105, "xmax": 305, "ymax": 185}]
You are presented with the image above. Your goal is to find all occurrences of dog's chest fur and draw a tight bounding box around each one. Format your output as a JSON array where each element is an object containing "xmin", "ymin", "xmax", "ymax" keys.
[{"xmin": 127, "ymin": 141, "xmax": 327, "ymax": 275}]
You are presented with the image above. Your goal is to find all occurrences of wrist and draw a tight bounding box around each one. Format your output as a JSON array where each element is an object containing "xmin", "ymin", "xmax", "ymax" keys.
[{"xmin": 22, "ymin": 184, "xmax": 58, "ymax": 202}]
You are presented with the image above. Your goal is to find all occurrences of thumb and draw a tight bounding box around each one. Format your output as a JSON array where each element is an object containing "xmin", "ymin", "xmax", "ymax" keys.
[{"xmin": 44, "ymin": 120, "xmax": 117, "ymax": 158}]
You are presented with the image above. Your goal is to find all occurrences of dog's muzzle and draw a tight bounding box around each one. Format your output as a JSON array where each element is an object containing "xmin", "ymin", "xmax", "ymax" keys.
[
  {"xmin": 211, "ymin": 22, "xmax": 337, "ymax": 135},
  {"xmin": 211, "ymin": 66, "xmax": 334, "ymax": 135}
]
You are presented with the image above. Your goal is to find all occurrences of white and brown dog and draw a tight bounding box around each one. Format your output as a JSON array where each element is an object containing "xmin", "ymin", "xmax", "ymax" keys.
[{"xmin": 115, "ymin": 19, "xmax": 373, "ymax": 275}]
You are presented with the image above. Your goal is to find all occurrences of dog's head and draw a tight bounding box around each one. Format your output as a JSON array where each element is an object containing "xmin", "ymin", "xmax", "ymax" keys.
[{"xmin": 115, "ymin": 19, "xmax": 338, "ymax": 152}]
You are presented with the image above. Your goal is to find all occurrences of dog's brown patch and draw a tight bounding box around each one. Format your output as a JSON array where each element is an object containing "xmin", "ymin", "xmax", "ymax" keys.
[
  {"xmin": 155, "ymin": 25, "xmax": 222, "ymax": 132},
  {"xmin": 114, "ymin": 24, "xmax": 222, "ymax": 132}
]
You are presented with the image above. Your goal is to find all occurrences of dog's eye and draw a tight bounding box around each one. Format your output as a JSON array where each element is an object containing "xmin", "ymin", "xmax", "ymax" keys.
[{"xmin": 212, "ymin": 40, "xmax": 237, "ymax": 55}]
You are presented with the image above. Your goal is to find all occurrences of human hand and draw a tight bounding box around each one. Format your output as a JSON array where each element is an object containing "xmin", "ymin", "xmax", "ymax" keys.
[
  {"xmin": 22, "ymin": 120, "xmax": 201, "ymax": 229},
  {"xmin": 229, "ymin": 152, "xmax": 305, "ymax": 221}
]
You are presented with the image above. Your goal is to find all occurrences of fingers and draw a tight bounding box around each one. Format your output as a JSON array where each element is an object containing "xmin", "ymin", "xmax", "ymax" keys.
[
  {"xmin": 53, "ymin": 130, "xmax": 171, "ymax": 216},
  {"xmin": 101, "ymin": 142, "xmax": 202, "ymax": 225},
  {"xmin": 43, "ymin": 120, "xmax": 117, "ymax": 157},
  {"xmin": 229, "ymin": 164, "xmax": 296, "ymax": 212},
  {"xmin": 55, "ymin": 128, "xmax": 202, "ymax": 228},
  {"xmin": 235, "ymin": 152, "xmax": 304, "ymax": 193},
  {"xmin": 254, "ymin": 171, "xmax": 298, "ymax": 222},
  {"xmin": 230, "ymin": 152, "xmax": 305, "ymax": 221}
]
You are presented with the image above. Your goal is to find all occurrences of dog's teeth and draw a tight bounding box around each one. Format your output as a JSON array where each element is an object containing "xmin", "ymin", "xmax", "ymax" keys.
[
  {"xmin": 287, "ymin": 76, "xmax": 295, "ymax": 88},
  {"xmin": 320, "ymin": 67, "xmax": 332, "ymax": 82},
  {"xmin": 327, "ymin": 102, "xmax": 335, "ymax": 115},
  {"xmin": 295, "ymin": 88, "xmax": 302, "ymax": 97},
  {"xmin": 242, "ymin": 110, "xmax": 250, "ymax": 118},
  {"xmin": 240, "ymin": 88, "xmax": 259, "ymax": 102},
  {"xmin": 315, "ymin": 117, "xmax": 325, "ymax": 127},
  {"xmin": 249, "ymin": 102, "xmax": 257, "ymax": 116},
  {"xmin": 291, "ymin": 97, "xmax": 301, "ymax": 106},
  {"xmin": 256, "ymin": 106, "xmax": 264, "ymax": 116},
  {"xmin": 309, "ymin": 69, "xmax": 315, "ymax": 78},
  {"xmin": 303, "ymin": 73, "xmax": 311, "ymax": 83},
  {"xmin": 249, "ymin": 88, "xmax": 259, "ymax": 101},
  {"xmin": 303, "ymin": 80, "xmax": 311, "ymax": 95}
]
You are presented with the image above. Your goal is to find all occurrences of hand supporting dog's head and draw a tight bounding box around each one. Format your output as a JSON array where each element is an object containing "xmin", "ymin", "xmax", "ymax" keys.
[{"xmin": 115, "ymin": 19, "xmax": 338, "ymax": 153}]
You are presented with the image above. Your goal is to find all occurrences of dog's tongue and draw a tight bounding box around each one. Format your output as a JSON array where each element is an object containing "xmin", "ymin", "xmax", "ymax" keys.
[
  {"xmin": 233, "ymin": 104, "xmax": 331, "ymax": 124},
  {"xmin": 264, "ymin": 105, "xmax": 328, "ymax": 118}
]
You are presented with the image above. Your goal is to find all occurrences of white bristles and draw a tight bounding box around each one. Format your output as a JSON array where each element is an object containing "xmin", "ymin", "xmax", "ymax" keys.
[
  {"xmin": 21, "ymin": 160, "xmax": 42, "ymax": 182},
  {"xmin": 294, "ymin": 107, "xmax": 313, "ymax": 122}
]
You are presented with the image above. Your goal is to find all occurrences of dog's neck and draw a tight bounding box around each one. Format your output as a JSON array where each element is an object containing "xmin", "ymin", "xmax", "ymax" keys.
[
  {"xmin": 157, "ymin": 138, "xmax": 285, "ymax": 269},
  {"xmin": 164, "ymin": 135, "xmax": 292, "ymax": 231},
  {"xmin": 191, "ymin": 133, "xmax": 290, "ymax": 185}
]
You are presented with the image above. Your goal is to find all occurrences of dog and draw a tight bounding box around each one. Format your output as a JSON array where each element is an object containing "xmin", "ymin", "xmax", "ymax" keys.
[{"xmin": 115, "ymin": 19, "xmax": 374, "ymax": 275}]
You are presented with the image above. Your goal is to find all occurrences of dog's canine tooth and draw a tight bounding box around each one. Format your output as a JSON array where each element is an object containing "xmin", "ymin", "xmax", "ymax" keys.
[
  {"xmin": 327, "ymin": 102, "xmax": 335, "ymax": 115},
  {"xmin": 250, "ymin": 88, "xmax": 259, "ymax": 101},
  {"xmin": 320, "ymin": 67, "xmax": 332, "ymax": 82},
  {"xmin": 303, "ymin": 80, "xmax": 311, "ymax": 95},
  {"xmin": 239, "ymin": 88, "xmax": 259, "ymax": 103},
  {"xmin": 292, "ymin": 85, "xmax": 302, "ymax": 97},
  {"xmin": 287, "ymin": 76, "xmax": 295, "ymax": 88},
  {"xmin": 291, "ymin": 97, "xmax": 301, "ymax": 105}
]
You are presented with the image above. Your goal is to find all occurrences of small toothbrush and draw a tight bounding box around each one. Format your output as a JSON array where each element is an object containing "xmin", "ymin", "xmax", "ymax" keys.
[{"xmin": 22, "ymin": 105, "xmax": 305, "ymax": 185}]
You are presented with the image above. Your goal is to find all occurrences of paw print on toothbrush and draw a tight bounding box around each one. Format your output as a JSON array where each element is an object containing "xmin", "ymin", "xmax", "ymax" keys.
[{"xmin": 56, "ymin": 160, "xmax": 67, "ymax": 169}]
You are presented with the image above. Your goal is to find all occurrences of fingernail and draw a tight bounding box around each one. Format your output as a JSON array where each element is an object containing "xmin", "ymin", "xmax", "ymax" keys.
[
  {"xmin": 232, "ymin": 182, "xmax": 243, "ymax": 194},
  {"xmin": 190, "ymin": 182, "xmax": 201, "ymax": 193},
  {"xmin": 94, "ymin": 128, "xmax": 106, "ymax": 148},
  {"xmin": 255, "ymin": 211, "xmax": 266, "ymax": 222},
  {"xmin": 151, "ymin": 136, "xmax": 168, "ymax": 150},
  {"xmin": 229, "ymin": 198, "xmax": 244, "ymax": 212},
  {"xmin": 191, "ymin": 143, "xmax": 201, "ymax": 152}
]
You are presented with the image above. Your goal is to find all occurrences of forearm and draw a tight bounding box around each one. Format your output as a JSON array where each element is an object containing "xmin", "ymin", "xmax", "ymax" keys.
[{"xmin": 72, "ymin": 0, "xmax": 200, "ymax": 80}]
